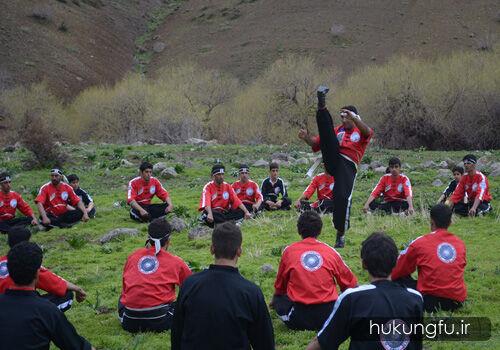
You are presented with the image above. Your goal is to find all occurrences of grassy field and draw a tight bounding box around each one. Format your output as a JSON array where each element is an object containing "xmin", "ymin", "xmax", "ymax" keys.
[{"xmin": 0, "ymin": 143, "xmax": 499, "ymax": 350}]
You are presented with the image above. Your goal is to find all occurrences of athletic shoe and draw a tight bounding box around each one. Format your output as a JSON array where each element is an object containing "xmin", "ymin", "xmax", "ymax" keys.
[
  {"xmin": 334, "ymin": 234, "xmax": 345, "ymax": 248},
  {"xmin": 317, "ymin": 85, "xmax": 329, "ymax": 109}
]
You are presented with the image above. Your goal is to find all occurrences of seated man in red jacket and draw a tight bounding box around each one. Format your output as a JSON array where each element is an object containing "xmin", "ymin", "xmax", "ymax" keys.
[
  {"xmin": 36, "ymin": 169, "xmax": 89, "ymax": 229},
  {"xmin": 232, "ymin": 164, "xmax": 263, "ymax": 214},
  {"xmin": 271, "ymin": 210, "xmax": 358, "ymax": 330},
  {"xmin": 294, "ymin": 166, "xmax": 335, "ymax": 214},
  {"xmin": 0, "ymin": 172, "xmax": 38, "ymax": 233},
  {"xmin": 447, "ymin": 154, "xmax": 492, "ymax": 216},
  {"xmin": 363, "ymin": 157, "xmax": 415, "ymax": 215},
  {"xmin": 0, "ymin": 228, "xmax": 87, "ymax": 312},
  {"xmin": 119, "ymin": 217, "xmax": 192, "ymax": 333},
  {"xmin": 392, "ymin": 204, "xmax": 467, "ymax": 312},
  {"xmin": 127, "ymin": 161, "xmax": 173, "ymax": 222},
  {"xmin": 199, "ymin": 164, "xmax": 252, "ymax": 228}
]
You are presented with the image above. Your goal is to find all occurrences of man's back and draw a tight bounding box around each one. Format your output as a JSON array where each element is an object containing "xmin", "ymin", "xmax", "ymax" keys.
[{"xmin": 171, "ymin": 265, "xmax": 274, "ymax": 350}]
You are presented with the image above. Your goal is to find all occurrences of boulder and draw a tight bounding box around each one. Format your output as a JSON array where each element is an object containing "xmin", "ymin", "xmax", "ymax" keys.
[
  {"xmin": 161, "ymin": 167, "xmax": 178, "ymax": 179},
  {"xmin": 188, "ymin": 226, "xmax": 212, "ymax": 240},
  {"xmin": 152, "ymin": 41, "xmax": 166, "ymax": 53},
  {"xmin": 170, "ymin": 217, "xmax": 187, "ymax": 232},
  {"xmin": 253, "ymin": 159, "xmax": 269, "ymax": 167},
  {"xmin": 186, "ymin": 138, "xmax": 218, "ymax": 146},
  {"xmin": 437, "ymin": 169, "xmax": 451, "ymax": 178},
  {"xmin": 294, "ymin": 157, "xmax": 309, "ymax": 165},
  {"xmin": 370, "ymin": 160, "xmax": 383, "ymax": 169},
  {"xmin": 359, "ymin": 164, "xmax": 370, "ymax": 172},
  {"xmin": 489, "ymin": 162, "xmax": 500, "ymax": 177},
  {"xmin": 271, "ymin": 152, "xmax": 289, "ymax": 161},
  {"xmin": 438, "ymin": 161, "xmax": 449, "ymax": 169},
  {"xmin": 374, "ymin": 166, "xmax": 387, "ymax": 173},
  {"xmin": 261, "ymin": 264, "xmax": 275, "ymax": 273},
  {"xmin": 120, "ymin": 159, "xmax": 134, "ymax": 167},
  {"xmin": 432, "ymin": 179, "xmax": 443, "ymax": 187},
  {"xmin": 421, "ymin": 160, "xmax": 437, "ymax": 168},
  {"xmin": 99, "ymin": 228, "xmax": 139, "ymax": 244},
  {"xmin": 153, "ymin": 162, "xmax": 168, "ymax": 173}
]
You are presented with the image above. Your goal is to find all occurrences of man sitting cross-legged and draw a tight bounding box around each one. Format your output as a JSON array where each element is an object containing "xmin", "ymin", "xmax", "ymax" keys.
[
  {"xmin": 392, "ymin": 204, "xmax": 467, "ymax": 313},
  {"xmin": 119, "ymin": 217, "xmax": 192, "ymax": 333},
  {"xmin": 447, "ymin": 154, "xmax": 492, "ymax": 216},
  {"xmin": 36, "ymin": 169, "xmax": 89, "ymax": 229},
  {"xmin": 199, "ymin": 163, "xmax": 252, "ymax": 228},
  {"xmin": 0, "ymin": 228, "xmax": 87, "ymax": 312},
  {"xmin": 67, "ymin": 174, "xmax": 96, "ymax": 218},
  {"xmin": 437, "ymin": 166, "xmax": 463, "ymax": 204},
  {"xmin": 0, "ymin": 172, "xmax": 38, "ymax": 233},
  {"xmin": 271, "ymin": 211, "xmax": 357, "ymax": 331},
  {"xmin": 0, "ymin": 241, "xmax": 94, "ymax": 350},
  {"xmin": 261, "ymin": 162, "xmax": 292, "ymax": 211},
  {"xmin": 294, "ymin": 166, "xmax": 335, "ymax": 214},
  {"xmin": 127, "ymin": 161, "xmax": 173, "ymax": 222},
  {"xmin": 232, "ymin": 164, "xmax": 264, "ymax": 215},
  {"xmin": 363, "ymin": 157, "xmax": 415, "ymax": 215}
]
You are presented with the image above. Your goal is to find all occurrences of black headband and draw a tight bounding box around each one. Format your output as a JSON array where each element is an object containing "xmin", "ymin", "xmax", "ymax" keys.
[
  {"xmin": 0, "ymin": 175, "xmax": 11, "ymax": 183},
  {"xmin": 50, "ymin": 169, "xmax": 63, "ymax": 175}
]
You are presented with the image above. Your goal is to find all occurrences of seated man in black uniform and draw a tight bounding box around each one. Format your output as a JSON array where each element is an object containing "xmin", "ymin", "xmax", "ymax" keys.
[
  {"xmin": 67, "ymin": 174, "xmax": 96, "ymax": 218},
  {"xmin": 261, "ymin": 162, "xmax": 291, "ymax": 211},
  {"xmin": 171, "ymin": 222, "xmax": 275, "ymax": 350},
  {"xmin": 0, "ymin": 241, "xmax": 94, "ymax": 350},
  {"xmin": 306, "ymin": 232, "xmax": 423, "ymax": 350}
]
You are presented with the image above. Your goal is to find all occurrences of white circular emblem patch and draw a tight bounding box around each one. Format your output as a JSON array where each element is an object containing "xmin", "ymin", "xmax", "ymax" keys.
[
  {"xmin": 301, "ymin": 251, "xmax": 323, "ymax": 272},
  {"xmin": 397, "ymin": 184, "xmax": 403, "ymax": 193},
  {"xmin": 222, "ymin": 191, "xmax": 229, "ymax": 200},
  {"xmin": 337, "ymin": 131, "xmax": 345, "ymax": 143},
  {"xmin": 472, "ymin": 183, "xmax": 477, "ymax": 192},
  {"xmin": 437, "ymin": 243, "xmax": 457, "ymax": 263},
  {"xmin": 274, "ymin": 187, "xmax": 281, "ymax": 194},
  {"xmin": 380, "ymin": 319, "xmax": 411, "ymax": 350},
  {"xmin": 138, "ymin": 255, "xmax": 159, "ymax": 275},
  {"xmin": 150, "ymin": 185, "xmax": 156, "ymax": 194},
  {"xmin": 235, "ymin": 188, "xmax": 241, "ymax": 194},
  {"xmin": 329, "ymin": 183, "xmax": 334, "ymax": 191},
  {"xmin": 0, "ymin": 201, "xmax": 3, "ymax": 208},
  {"xmin": 246, "ymin": 188, "xmax": 254, "ymax": 196},
  {"xmin": 0, "ymin": 260, "xmax": 9, "ymax": 279},
  {"xmin": 10, "ymin": 199, "xmax": 17, "ymax": 208},
  {"xmin": 350, "ymin": 132, "xmax": 361, "ymax": 143},
  {"xmin": 61, "ymin": 191, "xmax": 68, "ymax": 201}
]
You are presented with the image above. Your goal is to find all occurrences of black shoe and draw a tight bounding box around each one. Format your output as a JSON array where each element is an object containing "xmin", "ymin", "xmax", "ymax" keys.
[
  {"xmin": 317, "ymin": 85, "xmax": 329, "ymax": 109},
  {"xmin": 334, "ymin": 234, "xmax": 345, "ymax": 248}
]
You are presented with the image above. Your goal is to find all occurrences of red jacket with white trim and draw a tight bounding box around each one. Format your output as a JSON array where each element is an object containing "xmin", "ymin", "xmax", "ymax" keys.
[
  {"xmin": 311, "ymin": 125, "xmax": 373, "ymax": 165},
  {"xmin": 302, "ymin": 173, "xmax": 335, "ymax": 208},
  {"xmin": 371, "ymin": 174, "xmax": 412, "ymax": 202},
  {"xmin": 391, "ymin": 229, "xmax": 467, "ymax": 302},
  {"xmin": 0, "ymin": 255, "xmax": 67, "ymax": 297},
  {"xmin": 449, "ymin": 171, "xmax": 492, "ymax": 204},
  {"xmin": 127, "ymin": 177, "xmax": 169, "ymax": 205},
  {"xmin": 0, "ymin": 191, "xmax": 34, "ymax": 221},
  {"xmin": 120, "ymin": 247, "xmax": 192, "ymax": 308},
  {"xmin": 35, "ymin": 182, "xmax": 80, "ymax": 217},
  {"xmin": 274, "ymin": 237, "xmax": 358, "ymax": 304},
  {"xmin": 232, "ymin": 180, "xmax": 263, "ymax": 205},
  {"xmin": 199, "ymin": 181, "xmax": 242, "ymax": 212}
]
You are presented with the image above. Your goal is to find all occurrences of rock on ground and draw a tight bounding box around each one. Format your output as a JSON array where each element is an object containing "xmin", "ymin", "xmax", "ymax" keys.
[
  {"xmin": 253, "ymin": 159, "xmax": 269, "ymax": 167},
  {"xmin": 161, "ymin": 167, "xmax": 178, "ymax": 179},
  {"xmin": 153, "ymin": 162, "xmax": 168, "ymax": 173},
  {"xmin": 188, "ymin": 226, "xmax": 212, "ymax": 240},
  {"xmin": 432, "ymin": 179, "xmax": 443, "ymax": 187},
  {"xmin": 261, "ymin": 264, "xmax": 275, "ymax": 273},
  {"xmin": 170, "ymin": 217, "xmax": 187, "ymax": 232},
  {"xmin": 99, "ymin": 228, "xmax": 139, "ymax": 244}
]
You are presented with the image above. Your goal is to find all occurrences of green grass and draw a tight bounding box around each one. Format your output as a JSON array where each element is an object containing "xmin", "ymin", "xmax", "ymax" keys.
[{"xmin": 0, "ymin": 144, "xmax": 499, "ymax": 349}]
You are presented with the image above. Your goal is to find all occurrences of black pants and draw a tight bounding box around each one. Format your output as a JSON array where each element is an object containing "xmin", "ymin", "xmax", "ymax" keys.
[
  {"xmin": 43, "ymin": 210, "xmax": 83, "ymax": 229},
  {"xmin": 453, "ymin": 201, "xmax": 492, "ymax": 217},
  {"xmin": 130, "ymin": 203, "xmax": 168, "ymax": 222},
  {"xmin": 316, "ymin": 108, "xmax": 357, "ymax": 233},
  {"xmin": 394, "ymin": 276, "xmax": 463, "ymax": 313},
  {"xmin": 243, "ymin": 202, "xmax": 263, "ymax": 214},
  {"xmin": 369, "ymin": 200, "xmax": 409, "ymax": 214},
  {"xmin": 299, "ymin": 200, "xmax": 335, "ymax": 214},
  {"xmin": 200, "ymin": 209, "xmax": 245, "ymax": 228},
  {"xmin": 263, "ymin": 197, "xmax": 292, "ymax": 211},
  {"xmin": 273, "ymin": 294, "xmax": 334, "ymax": 331},
  {"xmin": 0, "ymin": 217, "xmax": 33, "ymax": 233},
  {"xmin": 118, "ymin": 301, "xmax": 175, "ymax": 333},
  {"xmin": 87, "ymin": 207, "xmax": 96, "ymax": 218},
  {"xmin": 41, "ymin": 290, "xmax": 74, "ymax": 312}
]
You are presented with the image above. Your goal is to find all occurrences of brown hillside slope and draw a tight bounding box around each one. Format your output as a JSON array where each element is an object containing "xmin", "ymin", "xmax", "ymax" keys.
[
  {"xmin": 149, "ymin": 0, "xmax": 500, "ymax": 82},
  {"xmin": 0, "ymin": 0, "xmax": 163, "ymax": 99}
]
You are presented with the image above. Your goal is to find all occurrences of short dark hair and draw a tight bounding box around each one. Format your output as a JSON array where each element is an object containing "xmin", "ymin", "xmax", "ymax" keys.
[
  {"xmin": 388, "ymin": 157, "xmax": 401, "ymax": 167},
  {"xmin": 7, "ymin": 242, "xmax": 42, "ymax": 286},
  {"xmin": 341, "ymin": 105, "xmax": 358, "ymax": 115},
  {"xmin": 212, "ymin": 222, "xmax": 242, "ymax": 259},
  {"xmin": 269, "ymin": 162, "xmax": 279, "ymax": 170},
  {"xmin": 67, "ymin": 174, "xmax": 79, "ymax": 183},
  {"xmin": 361, "ymin": 232, "xmax": 398, "ymax": 278},
  {"xmin": 452, "ymin": 166, "xmax": 464, "ymax": 175},
  {"xmin": 8, "ymin": 228, "xmax": 32, "ymax": 248},
  {"xmin": 140, "ymin": 162, "xmax": 153, "ymax": 172},
  {"xmin": 297, "ymin": 211, "xmax": 323, "ymax": 238},
  {"xmin": 430, "ymin": 204, "xmax": 452, "ymax": 229},
  {"xmin": 148, "ymin": 217, "xmax": 172, "ymax": 246}
]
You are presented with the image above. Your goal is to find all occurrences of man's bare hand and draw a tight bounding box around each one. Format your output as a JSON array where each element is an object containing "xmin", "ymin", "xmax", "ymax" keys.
[{"xmin": 298, "ymin": 129, "xmax": 309, "ymax": 140}]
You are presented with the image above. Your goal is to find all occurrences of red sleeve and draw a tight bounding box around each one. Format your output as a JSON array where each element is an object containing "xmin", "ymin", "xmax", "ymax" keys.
[
  {"xmin": 127, "ymin": 179, "xmax": 138, "ymax": 204},
  {"xmin": 199, "ymin": 183, "xmax": 212, "ymax": 210},
  {"xmin": 361, "ymin": 127, "xmax": 374, "ymax": 141},
  {"xmin": 303, "ymin": 177, "xmax": 318, "ymax": 199},
  {"xmin": 16, "ymin": 194, "xmax": 34, "ymax": 217},
  {"xmin": 333, "ymin": 253, "xmax": 358, "ymax": 292},
  {"xmin": 403, "ymin": 176, "xmax": 413, "ymax": 198},
  {"xmin": 311, "ymin": 135, "xmax": 321, "ymax": 153},
  {"xmin": 67, "ymin": 186, "xmax": 81, "ymax": 206},
  {"xmin": 449, "ymin": 177, "xmax": 465, "ymax": 204},
  {"xmin": 177, "ymin": 260, "xmax": 192, "ymax": 286},
  {"xmin": 155, "ymin": 179, "xmax": 169, "ymax": 202},
  {"xmin": 370, "ymin": 176, "xmax": 386, "ymax": 198},
  {"xmin": 254, "ymin": 182, "xmax": 263, "ymax": 202},
  {"xmin": 35, "ymin": 186, "xmax": 47, "ymax": 204},
  {"xmin": 391, "ymin": 241, "xmax": 419, "ymax": 280},
  {"xmin": 229, "ymin": 186, "xmax": 242, "ymax": 208},
  {"xmin": 274, "ymin": 250, "xmax": 289, "ymax": 295},
  {"xmin": 36, "ymin": 267, "xmax": 68, "ymax": 297}
]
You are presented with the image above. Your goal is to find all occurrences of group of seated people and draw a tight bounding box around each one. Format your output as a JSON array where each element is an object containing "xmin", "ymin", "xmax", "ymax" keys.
[{"xmin": 0, "ymin": 203, "xmax": 468, "ymax": 349}]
